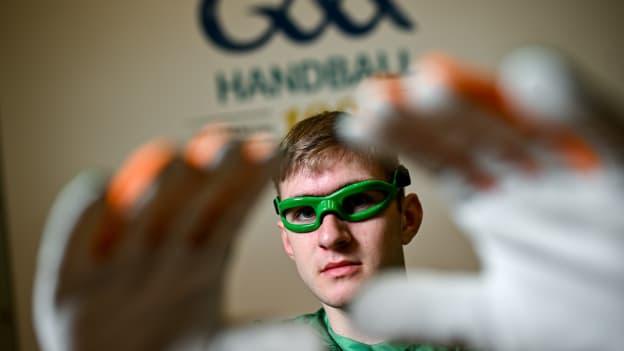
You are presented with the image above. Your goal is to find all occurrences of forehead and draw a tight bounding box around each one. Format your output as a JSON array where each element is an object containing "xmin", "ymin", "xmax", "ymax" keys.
[{"xmin": 279, "ymin": 158, "xmax": 386, "ymax": 198}]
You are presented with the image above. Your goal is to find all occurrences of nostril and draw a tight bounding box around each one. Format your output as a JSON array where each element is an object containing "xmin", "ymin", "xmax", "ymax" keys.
[{"xmin": 318, "ymin": 214, "xmax": 353, "ymax": 249}]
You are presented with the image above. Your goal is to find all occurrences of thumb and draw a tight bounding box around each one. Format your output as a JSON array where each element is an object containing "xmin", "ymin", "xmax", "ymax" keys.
[
  {"xmin": 349, "ymin": 270, "xmax": 488, "ymax": 349},
  {"xmin": 34, "ymin": 170, "xmax": 108, "ymax": 351}
]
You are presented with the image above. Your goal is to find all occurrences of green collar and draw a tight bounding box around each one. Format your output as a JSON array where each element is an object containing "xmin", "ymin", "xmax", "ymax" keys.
[
  {"xmin": 323, "ymin": 309, "xmax": 413, "ymax": 351},
  {"xmin": 293, "ymin": 308, "xmax": 455, "ymax": 351}
]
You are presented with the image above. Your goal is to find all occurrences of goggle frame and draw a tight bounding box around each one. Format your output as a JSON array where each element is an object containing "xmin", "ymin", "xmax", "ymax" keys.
[{"xmin": 274, "ymin": 165, "xmax": 411, "ymax": 233}]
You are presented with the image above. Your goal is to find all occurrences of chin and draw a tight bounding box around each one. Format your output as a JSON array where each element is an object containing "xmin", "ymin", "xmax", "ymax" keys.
[{"xmin": 320, "ymin": 282, "xmax": 363, "ymax": 308}]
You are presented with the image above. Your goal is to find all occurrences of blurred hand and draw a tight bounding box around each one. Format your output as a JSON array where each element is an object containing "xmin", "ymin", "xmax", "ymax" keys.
[
  {"xmin": 338, "ymin": 47, "xmax": 607, "ymax": 188},
  {"xmin": 33, "ymin": 124, "xmax": 320, "ymax": 351},
  {"xmin": 339, "ymin": 47, "xmax": 624, "ymax": 350}
]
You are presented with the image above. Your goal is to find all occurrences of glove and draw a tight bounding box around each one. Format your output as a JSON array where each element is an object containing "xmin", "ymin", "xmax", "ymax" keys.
[
  {"xmin": 32, "ymin": 124, "xmax": 321, "ymax": 351},
  {"xmin": 338, "ymin": 46, "xmax": 624, "ymax": 350}
]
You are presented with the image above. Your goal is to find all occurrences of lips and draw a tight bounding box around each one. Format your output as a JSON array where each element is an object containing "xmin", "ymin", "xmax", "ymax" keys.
[{"xmin": 321, "ymin": 260, "xmax": 362, "ymax": 277}]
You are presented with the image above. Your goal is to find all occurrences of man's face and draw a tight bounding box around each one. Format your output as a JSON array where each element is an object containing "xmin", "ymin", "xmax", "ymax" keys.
[{"xmin": 278, "ymin": 159, "xmax": 416, "ymax": 308}]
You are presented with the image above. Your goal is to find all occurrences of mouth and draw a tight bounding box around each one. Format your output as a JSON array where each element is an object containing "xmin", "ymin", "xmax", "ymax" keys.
[{"xmin": 321, "ymin": 261, "xmax": 362, "ymax": 277}]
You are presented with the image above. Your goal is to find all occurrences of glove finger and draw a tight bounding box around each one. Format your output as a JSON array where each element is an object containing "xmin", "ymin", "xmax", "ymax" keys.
[
  {"xmin": 185, "ymin": 131, "xmax": 278, "ymax": 251},
  {"xmin": 143, "ymin": 122, "xmax": 237, "ymax": 252},
  {"xmin": 349, "ymin": 271, "xmax": 488, "ymax": 350},
  {"xmin": 37, "ymin": 170, "xmax": 110, "ymax": 297},
  {"xmin": 498, "ymin": 46, "xmax": 605, "ymax": 172},
  {"xmin": 34, "ymin": 170, "xmax": 109, "ymax": 351},
  {"xmin": 92, "ymin": 139, "xmax": 177, "ymax": 262},
  {"xmin": 385, "ymin": 114, "xmax": 498, "ymax": 188}
]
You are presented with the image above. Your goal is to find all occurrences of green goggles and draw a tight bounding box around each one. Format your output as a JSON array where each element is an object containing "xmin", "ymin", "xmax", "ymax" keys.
[{"xmin": 274, "ymin": 166, "xmax": 411, "ymax": 233}]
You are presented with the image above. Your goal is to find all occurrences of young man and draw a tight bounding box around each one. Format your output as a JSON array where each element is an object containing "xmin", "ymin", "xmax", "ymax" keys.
[{"xmin": 273, "ymin": 111, "xmax": 453, "ymax": 350}]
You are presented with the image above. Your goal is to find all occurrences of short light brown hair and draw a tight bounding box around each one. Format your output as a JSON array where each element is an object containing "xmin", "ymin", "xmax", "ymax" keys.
[{"xmin": 274, "ymin": 111, "xmax": 400, "ymax": 195}]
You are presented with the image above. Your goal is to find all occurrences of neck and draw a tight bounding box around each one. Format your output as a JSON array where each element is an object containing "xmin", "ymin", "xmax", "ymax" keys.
[
  {"xmin": 322, "ymin": 264, "xmax": 408, "ymax": 344},
  {"xmin": 322, "ymin": 303, "xmax": 384, "ymax": 345}
]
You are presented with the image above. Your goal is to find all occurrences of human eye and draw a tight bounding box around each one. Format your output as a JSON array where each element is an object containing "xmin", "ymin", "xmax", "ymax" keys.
[
  {"xmin": 285, "ymin": 206, "xmax": 316, "ymax": 224},
  {"xmin": 342, "ymin": 190, "xmax": 387, "ymax": 214}
]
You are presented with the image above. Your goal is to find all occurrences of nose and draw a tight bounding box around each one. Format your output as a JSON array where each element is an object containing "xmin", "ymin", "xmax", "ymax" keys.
[{"xmin": 317, "ymin": 213, "xmax": 353, "ymax": 250}]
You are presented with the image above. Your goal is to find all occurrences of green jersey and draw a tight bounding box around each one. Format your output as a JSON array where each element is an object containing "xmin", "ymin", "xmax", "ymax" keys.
[{"xmin": 293, "ymin": 308, "xmax": 461, "ymax": 351}]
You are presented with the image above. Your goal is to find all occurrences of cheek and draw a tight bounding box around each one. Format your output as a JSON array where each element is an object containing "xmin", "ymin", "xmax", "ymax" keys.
[
  {"xmin": 287, "ymin": 234, "xmax": 317, "ymax": 267},
  {"xmin": 350, "ymin": 216, "xmax": 403, "ymax": 263}
]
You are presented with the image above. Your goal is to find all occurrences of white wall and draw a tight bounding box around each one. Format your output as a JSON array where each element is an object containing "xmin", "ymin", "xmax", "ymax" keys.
[{"xmin": 1, "ymin": 1, "xmax": 622, "ymax": 350}]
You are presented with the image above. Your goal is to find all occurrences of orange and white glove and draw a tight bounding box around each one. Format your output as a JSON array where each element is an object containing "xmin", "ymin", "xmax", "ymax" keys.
[
  {"xmin": 339, "ymin": 47, "xmax": 624, "ymax": 351},
  {"xmin": 33, "ymin": 125, "xmax": 320, "ymax": 351},
  {"xmin": 338, "ymin": 47, "xmax": 611, "ymax": 187}
]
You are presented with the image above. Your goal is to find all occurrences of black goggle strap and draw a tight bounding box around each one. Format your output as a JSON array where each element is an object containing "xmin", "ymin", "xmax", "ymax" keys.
[
  {"xmin": 273, "ymin": 197, "xmax": 281, "ymax": 215},
  {"xmin": 394, "ymin": 165, "xmax": 411, "ymax": 188}
]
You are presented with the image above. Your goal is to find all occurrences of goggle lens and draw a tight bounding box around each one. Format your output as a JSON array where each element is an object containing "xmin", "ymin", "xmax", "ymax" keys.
[
  {"xmin": 282, "ymin": 189, "xmax": 390, "ymax": 225},
  {"xmin": 283, "ymin": 206, "xmax": 317, "ymax": 224},
  {"xmin": 341, "ymin": 189, "xmax": 390, "ymax": 215}
]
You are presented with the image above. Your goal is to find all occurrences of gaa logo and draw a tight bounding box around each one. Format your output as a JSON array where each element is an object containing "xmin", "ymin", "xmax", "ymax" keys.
[{"xmin": 200, "ymin": 0, "xmax": 415, "ymax": 53}]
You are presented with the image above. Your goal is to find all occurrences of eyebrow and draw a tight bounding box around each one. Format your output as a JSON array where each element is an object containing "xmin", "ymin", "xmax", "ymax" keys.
[{"xmin": 291, "ymin": 178, "xmax": 370, "ymax": 198}]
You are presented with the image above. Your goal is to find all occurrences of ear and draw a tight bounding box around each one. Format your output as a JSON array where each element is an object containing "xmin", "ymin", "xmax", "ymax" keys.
[
  {"xmin": 278, "ymin": 219, "xmax": 295, "ymax": 260},
  {"xmin": 400, "ymin": 193, "xmax": 423, "ymax": 245}
]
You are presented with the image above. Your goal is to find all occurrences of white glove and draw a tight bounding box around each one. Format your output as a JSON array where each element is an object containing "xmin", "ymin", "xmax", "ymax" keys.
[
  {"xmin": 350, "ymin": 168, "xmax": 624, "ymax": 351},
  {"xmin": 33, "ymin": 125, "xmax": 321, "ymax": 351},
  {"xmin": 339, "ymin": 47, "xmax": 624, "ymax": 351}
]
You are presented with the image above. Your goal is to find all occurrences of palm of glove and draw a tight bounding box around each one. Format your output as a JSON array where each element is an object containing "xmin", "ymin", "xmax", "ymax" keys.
[
  {"xmin": 33, "ymin": 126, "xmax": 281, "ymax": 351},
  {"xmin": 350, "ymin": 169, "xmax": 624, "ymax": 351}
]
